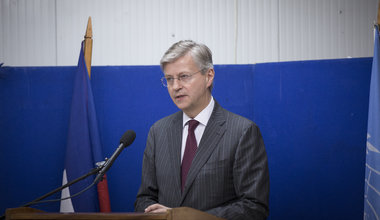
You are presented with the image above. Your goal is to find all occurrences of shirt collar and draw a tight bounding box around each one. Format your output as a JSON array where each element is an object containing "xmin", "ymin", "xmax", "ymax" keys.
[{"xmin": 183, "ymin": 97, "xmax": 215, "ymax": 127}]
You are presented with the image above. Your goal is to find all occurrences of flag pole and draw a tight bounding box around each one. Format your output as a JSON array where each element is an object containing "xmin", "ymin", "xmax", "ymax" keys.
[
  {"xmin": 82, "ymin": 16, "xmax": 112, "ymax": 212},
  {"xmin": 84, "ymin": 17, "xmax": 93, "ymax": 78}
]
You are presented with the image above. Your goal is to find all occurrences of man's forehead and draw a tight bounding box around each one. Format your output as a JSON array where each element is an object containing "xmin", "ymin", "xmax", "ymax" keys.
[{"xmin": 163, "ymin": 56, "xmax": 197, "ymax": 75}]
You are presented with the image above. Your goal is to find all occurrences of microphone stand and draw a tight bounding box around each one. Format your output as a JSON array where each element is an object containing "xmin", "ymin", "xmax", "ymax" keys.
[
  {"xmin": 22, "ymin": 166, "xmax": 101, "ymax": 207},
  {"xmin": 0, "ymin": 165, "xmax": 103, "ymax": 220}
]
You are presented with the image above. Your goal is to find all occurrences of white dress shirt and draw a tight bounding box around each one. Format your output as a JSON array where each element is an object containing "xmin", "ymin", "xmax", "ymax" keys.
[{"xmin": 181, "ymin": 97, "xmax": 215, "ymax": 162}]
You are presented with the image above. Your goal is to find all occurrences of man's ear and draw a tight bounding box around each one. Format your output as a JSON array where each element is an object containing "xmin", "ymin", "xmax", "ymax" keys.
[{"xmin": 206, "ymin": 68, "xmax": 215, "ymax": 87}]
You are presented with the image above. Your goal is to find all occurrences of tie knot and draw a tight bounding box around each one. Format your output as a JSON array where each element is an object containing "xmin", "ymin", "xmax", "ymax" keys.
[{"xmin": 188, "ymin": 120, "xmax": 199, "ymax": 132}]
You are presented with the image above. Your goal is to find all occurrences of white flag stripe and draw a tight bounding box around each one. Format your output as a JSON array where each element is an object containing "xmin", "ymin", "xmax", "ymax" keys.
[{"xmin": 60, "ymin": 169, "xmax": 74, "ymax": 213}]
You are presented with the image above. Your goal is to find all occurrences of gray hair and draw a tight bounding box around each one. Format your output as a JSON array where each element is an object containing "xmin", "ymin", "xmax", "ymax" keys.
[{"xmin": 160, "ymin": 40, "xmax": 214, "ymax": 74}]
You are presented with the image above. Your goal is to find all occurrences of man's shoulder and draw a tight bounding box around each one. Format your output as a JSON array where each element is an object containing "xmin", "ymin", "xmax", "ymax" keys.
[
  {"xmin": 215, "ymin": 103, "xmax": 256, "ymax": 128},
  {"xmin": 226, "ymin": 109, "xmax": 257, "ymax": 128},
  {"xmin": 217, "ymin": 106, "xmax": 263, "ymax": 140},
  {"xmin": 152, "ymin": 111, "xmax": 182, "ymax": 128}
]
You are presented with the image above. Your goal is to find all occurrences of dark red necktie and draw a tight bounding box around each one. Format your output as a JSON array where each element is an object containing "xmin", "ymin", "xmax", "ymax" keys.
[{"xmin": 181, "ymin": 119, "xmax": 199, "ymax": 191}]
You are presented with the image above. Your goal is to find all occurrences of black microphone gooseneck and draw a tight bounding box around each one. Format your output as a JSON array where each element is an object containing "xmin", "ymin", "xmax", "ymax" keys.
[{"xmin": 93, "ymin": 130, "xmax": 136, "ymax": 184}]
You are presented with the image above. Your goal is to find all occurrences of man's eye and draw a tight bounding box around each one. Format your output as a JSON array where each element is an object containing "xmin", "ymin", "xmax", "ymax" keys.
[
  {"xmin": 166, "ymin": 77, "xmax": 174, "ymax": 82},
  {"xmin": 179, "ymin": 74, "xmax": 190, "ymax": 80}
]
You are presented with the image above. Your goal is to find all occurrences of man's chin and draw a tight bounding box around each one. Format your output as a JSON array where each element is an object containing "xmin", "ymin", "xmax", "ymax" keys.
[{"xmin": 175, "ymin": 103, "xmax": 188, "ymax": 111}]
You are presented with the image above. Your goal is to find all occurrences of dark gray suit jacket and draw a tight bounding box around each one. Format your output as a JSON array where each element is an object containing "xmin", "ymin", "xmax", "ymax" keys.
[{"xmin": 135, "ymin": 102, "xmax": 269, "ymax": 220}]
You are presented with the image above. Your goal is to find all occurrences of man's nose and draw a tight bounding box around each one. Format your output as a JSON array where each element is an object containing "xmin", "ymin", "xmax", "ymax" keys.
[{"xmin": 171, "ymin": 78, "xmax": 182, "ymax": 90}]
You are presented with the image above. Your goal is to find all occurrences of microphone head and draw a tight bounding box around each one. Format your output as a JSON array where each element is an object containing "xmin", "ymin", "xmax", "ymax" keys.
[{"xmin": 120, "ymin": 130, "xmax": 136, "ymax": 147}]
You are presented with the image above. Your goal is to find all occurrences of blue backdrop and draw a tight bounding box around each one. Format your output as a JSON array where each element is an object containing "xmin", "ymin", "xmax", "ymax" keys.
[{"xmin": 0, "ymin": 57, "xmax": 372, "ymax": 219}]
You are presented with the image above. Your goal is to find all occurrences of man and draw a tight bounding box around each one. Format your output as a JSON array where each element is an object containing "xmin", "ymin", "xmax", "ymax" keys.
[{"xmin": 135, "ymin": 40, "xmax": 269, "ymax": 220}]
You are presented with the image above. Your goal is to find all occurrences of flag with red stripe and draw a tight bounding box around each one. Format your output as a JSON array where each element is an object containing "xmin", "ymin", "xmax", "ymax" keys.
[{"xmin": 60, "ymin": 41, "xmax": 111, "ymax": 212}]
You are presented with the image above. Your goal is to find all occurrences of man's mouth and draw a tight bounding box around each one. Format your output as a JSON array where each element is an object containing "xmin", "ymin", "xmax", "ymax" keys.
[{"xmin": 175, "ymin": 94, "xmax": 186, "ymax": 99}]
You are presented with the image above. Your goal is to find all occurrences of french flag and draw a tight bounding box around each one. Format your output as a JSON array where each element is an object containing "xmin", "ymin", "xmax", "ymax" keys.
[{"xmin": 60, "ymin": 41, "xmax": 111, "ymax": 212}]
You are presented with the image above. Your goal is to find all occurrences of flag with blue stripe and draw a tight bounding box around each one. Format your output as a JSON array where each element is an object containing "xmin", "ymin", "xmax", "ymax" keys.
[
  {"xmin": 364, "ymin": 26, "xmax": 380, "ymax": 220},
  {"xmin": 60, "ymin": 41, "xmax": 106, "ymax": 212}
]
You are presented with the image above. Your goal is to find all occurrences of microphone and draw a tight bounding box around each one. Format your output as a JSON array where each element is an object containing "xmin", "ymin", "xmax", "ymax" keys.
[{"xmin": 94, "ymin": 130, "xmax": 136, "ymax": 183}]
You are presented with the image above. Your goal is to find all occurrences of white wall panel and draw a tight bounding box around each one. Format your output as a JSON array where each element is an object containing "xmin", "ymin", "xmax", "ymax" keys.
[
  {"xmin": 237, "ymin": 0, "xmax": 279, "ymax": 63},
  {"xmin": 0, "ymin": 1, "xmax": 4, "ymax": 63},
  {"xmin": 0, "ymin": 0, "xmax": 56, "ymax": 66},
  {"xmin": 279, "ymin": 0, "xmax": 377, "ymax": 61},
  {"xmin": 0, "ymin": 0, "xmax": 378, "ymax": 66},
  {"xmin": 56, "ymin": 0, "xmax": 238, "ymax": 66}
]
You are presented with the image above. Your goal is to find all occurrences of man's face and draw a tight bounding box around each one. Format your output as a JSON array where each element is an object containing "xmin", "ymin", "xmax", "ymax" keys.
[{"xmin": 163, "ymin": 53, "xmax": 214, "ymax": 118}]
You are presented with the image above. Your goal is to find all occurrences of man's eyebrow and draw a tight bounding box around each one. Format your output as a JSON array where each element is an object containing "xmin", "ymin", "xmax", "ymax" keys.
[{"xmin": 165, "ymin": 72, "xmax": 190, "ymax": 76}]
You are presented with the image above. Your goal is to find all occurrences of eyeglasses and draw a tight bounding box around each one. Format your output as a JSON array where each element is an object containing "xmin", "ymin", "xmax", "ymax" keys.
[{"xmin": 161, "ymin": 69, "xmax": 204, "ymax": 87}]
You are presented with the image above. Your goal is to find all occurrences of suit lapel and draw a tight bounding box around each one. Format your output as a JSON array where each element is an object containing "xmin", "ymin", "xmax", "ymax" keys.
[
  {"xmin": 167, "ymin": 112, "xmax": 183, "ymax": 204},
  {"xmin": 180, "ymin": 102, "xmax": 226, "ymax": 203}
]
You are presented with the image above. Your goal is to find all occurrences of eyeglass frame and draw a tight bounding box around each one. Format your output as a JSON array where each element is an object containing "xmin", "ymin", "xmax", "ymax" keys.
[{"xmin": 161, "ymin": 68, "xmax": 205, "ymax": 87}]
